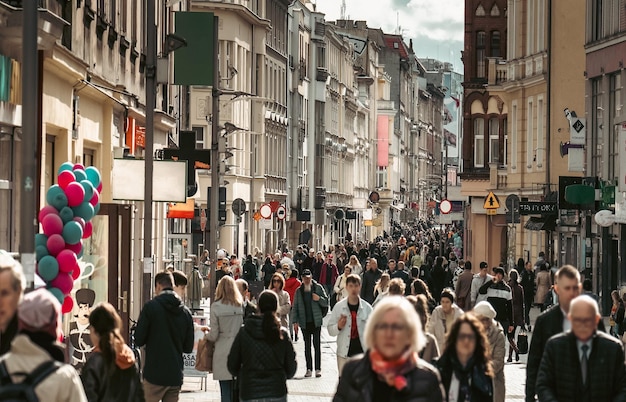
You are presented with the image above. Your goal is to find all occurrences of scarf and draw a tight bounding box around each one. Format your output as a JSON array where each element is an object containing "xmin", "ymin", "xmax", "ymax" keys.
[
  {"xmin": 451, "ymin": 354, "xmax": 475, "ymax": 402},
  {"xmin": 370, "ymin": 348, "xmax": 417, "ymax": 391}
]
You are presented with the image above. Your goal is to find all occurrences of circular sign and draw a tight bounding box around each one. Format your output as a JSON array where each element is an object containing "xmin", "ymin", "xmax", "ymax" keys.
[
  {"xmin": 440, "ymin": 199, "xmax": 452, "ymax": 214},
  {"xmin": 232, "ymin": 198, "xmax": 246, "ymax": 216},
  {"xmin": 595, "ymin": 210, "xmax": 615, "ymax": 227},
  {"xmin": 276, "ymin": 205, "xmax": 286, "ymax": 220},
  {"xmin": 369, "ymin": 191, "xmax": 380, "ymax": 203},
  {"xmin": 260, "ymin": 203, "xmax": 272, "ymax": 219}
]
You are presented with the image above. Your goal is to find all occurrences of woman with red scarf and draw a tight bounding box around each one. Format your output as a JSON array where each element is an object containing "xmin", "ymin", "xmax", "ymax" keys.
[{"xmin": 333, "ymin": 296, "xmax": 445, "ymax": 401}]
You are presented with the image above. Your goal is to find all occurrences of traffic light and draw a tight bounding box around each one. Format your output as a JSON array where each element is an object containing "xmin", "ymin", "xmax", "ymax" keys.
[{"xmin": 207, "ymin": 186, "xmax": 226, "ymax": 226}]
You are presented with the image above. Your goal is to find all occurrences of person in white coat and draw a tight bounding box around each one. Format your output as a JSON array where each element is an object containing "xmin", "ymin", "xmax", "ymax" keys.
[
  {"xmin": 270, "ymin": 272, "xmax": 291, "ymax": 328},
  {"xmin": 427, "ymin": 288, "xmax": 464, "ymax": 352},
  {"xmin": 327, "ymin": 274, "xmax": 373, "ymax": 377},
  {"xmin": 207, "ymin": 276, "xmax": 244, "ymax": 402},
  {"xmin": 333, "ymin": 265, "xmax": 353, "ymax": 303}
]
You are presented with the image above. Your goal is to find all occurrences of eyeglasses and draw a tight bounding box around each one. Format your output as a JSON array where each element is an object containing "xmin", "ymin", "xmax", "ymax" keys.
[
  {"xmin": 457, "ymin": 332, "xmax": 477, "ymax": 342},
  {"xmin": 374, "ymin": 323, "xmax": 407, "ymax": 333},
  {"xmin": 272, "ymin": 279, "xmax": 281, "ymax": 282}
]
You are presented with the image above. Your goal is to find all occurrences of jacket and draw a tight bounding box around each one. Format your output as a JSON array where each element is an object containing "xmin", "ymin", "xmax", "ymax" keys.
[
  {"xmin": 319, "ymin": 262, "xmax": 339, "ymax": 286},
  {"xmin": 420, "ymin": 333, "xmax": 440, "ymax": 364},
  {"xmin": 0, "ymin": 334, "xmax": 87, "ymax": 402},
  {"xmin": 334, "ymin": 274, "xmax": 350, "ymax": 301},
  {"xmin": 274, "ymin": 289, "xmax": 291, "ymax": 328},
  {"xmin": 435, "ymin": 351, "xmax": 493, "ymax": 402},
  {"xmin": 509, "ymin": 281, "xmax": 525, "ymax": 326},
  {"xmin": 284, "ymin": 277, "xmax": 301, "ymax": 304},
  {"xmin": 361, "ymin": 268, "xmax": 382, "ymax": 305},
  {"xmin": 534, "ymin": 270, "xmax": 552, "ymax": 305},
  {"xmin": 520, "ymin": 269, "xmax": 535, "ymax": 301},
  {"xmin": 134, "ymin": 289, "xmax": 194, "ymax": 386},
  {"xmin": 327, "ymin": 298, "xmax": 373, "ymax": 358},
  {"xmin": 81, "ymin": 340, "xmax": 144, "ymax": 402},
  {"xmin": 333, "ymin": 351, "xmax": 445, "ymax": 402},
  {"xmin": 292, "ymin": 280, "xmax": 329, "ymax": 327},
  {"xmin": 207, "ymin": 300, "xmax": 244, "ymax": 380},
  {"xmin": 478, "ymin": 280, "xmax": 513, "ymax": 325},
  {"xmin": 427, "ymin": 304, "xmax": 464, "ymax": 352},
  {"xmin": 485, "ymin": 320, "xmax": 506, "ymax": 402},
  {"xmin": 227, "ymin": 316, "xmax": 297, "ymax": 400},
  {"xmin": 470, "ymin": 274, "xmax": 493, "ymax": 308},
  {"xmin": 455, "ymin": 270, "xmax": 474, "ymax": 311},
  {"xmin": 536, "ymin": 331, "xmax": 626, "ymax": 402}
]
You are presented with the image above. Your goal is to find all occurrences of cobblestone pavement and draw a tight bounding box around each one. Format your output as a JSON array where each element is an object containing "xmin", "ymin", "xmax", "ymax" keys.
[{"xmin": 179, "ymin": 304, "xmax": 545, "ymax": 401}]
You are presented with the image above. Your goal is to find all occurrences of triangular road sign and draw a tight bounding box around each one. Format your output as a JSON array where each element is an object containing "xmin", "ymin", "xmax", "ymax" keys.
[{"xmin": 484, "ymin": 192, "xmax": 500, "ymax": 209}]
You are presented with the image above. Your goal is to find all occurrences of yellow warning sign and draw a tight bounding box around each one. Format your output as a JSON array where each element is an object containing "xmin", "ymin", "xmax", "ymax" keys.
[{"xmin": 484, "ymin": 192, "xmax": 500, "ymax": 209}]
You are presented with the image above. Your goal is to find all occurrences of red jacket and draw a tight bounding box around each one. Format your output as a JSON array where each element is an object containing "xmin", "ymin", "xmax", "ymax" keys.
[
  {"xmin": 284, "ymin": 277, "xmax": 302, "ymax": 303},
  {"xmin": 319, "ymin": 263, "xmax": 339, "ymax": 286}
]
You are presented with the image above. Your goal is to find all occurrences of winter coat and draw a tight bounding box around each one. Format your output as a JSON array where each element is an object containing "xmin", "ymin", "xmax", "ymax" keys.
[
  {"xmin": 227, "ymin": 316, "xmax": 297, "ymax": 400},
  {"xmin": 243, "ymin": 260, "xmax": 257, "ymax": 281},
  {"xmin": 333, "ymin": 351, "xmax": 445, "ymax": 402},
  {"xmin": 478, "ymin": 280, "xmax": 513, "ymax": 325},
  {"xmin": 420, "ymin": 333, "xmax": 441, "ymax": 364},
  {"xmin": 319, "ymin": 262, "xmax": 339, "ymax": 286},
  {"xmin": 520, "ymin": 269, "xmax": 535, "ymax": 302},
  {"xmin": 283, "ymin": 277, "xmax": 301, "ymax": 304},
  {"xmin": 435, "ymin": 352, "xmax": 493, "ymax": 402},
  {"xmin": 509, "ymin": 281, "xmax": 525, "ymax": 326},
  {"xmin": 455, "ymin": 270, "xmax": 474, "ymax": 311},
  {"xmin": 206, "ymin": 300, "xmax": 244, "ymax": 380},
  {"xmin": 534, "ymin": 270, "xmax": 552, "ymax": 305},
  {"xmin": 273, "ymin": 289, "xmax": 291, "ymax": 328},
  {"xmin": 484, "ymin": 320, "xmax": 506, "ymax": 402},
  {"xmin": 427, "ymin": 304, "xmax": 464, "ymax": 352},
  {"xmin": 81, "ymin": 340, "xmax": 144, "ymax": 402},
  {"xmin": 470, "ymin": 274, "xmax": 493, "ymax": 308},
  {"xmin": 430, "ymin": 265, "xmax": 447, "ymax": 299},
  {"xmin": 333, "ymin": 274, "xmax": 350, "ymax": 301},
  {"xmin": 292, "ymin": 280, "xmax": 329, "ymax": 327},
  {"xmin": 0, "ymin": 334, "xmax": 87, "ymax": 402},
  {"xmin": 361, "ymin": 269, "xmax": 382, "ymax": 305},
  {"xmin": 134, "ymin": 289, "xmax": 194, "ymax": 386},
  {"xmin": 327, "ymin": 298, "xmax": 372, "ymax": 358}
]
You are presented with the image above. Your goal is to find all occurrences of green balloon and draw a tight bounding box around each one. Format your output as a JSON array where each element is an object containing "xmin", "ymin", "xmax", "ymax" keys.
[
  {"xmin": 59, "ymin": 206, "xmax": 74, "ymax": 224},
  {"xmin": 46, "ymin": 185, "xmax": 68, "ymax": 211},
  {"xmin": 62, "ymin": 221, "xmax": 83, "ymax": 245},
  {"xmin": 35, "ymin": 245, "xmax": 49, "ymax": 262},
  {"xmin": 73, "ymin": 202, "xmax": 94, "ymax": 221},
  {"xmin": 48, "ymin": 287, "xmax": 64, "ymax": 304},
  {"xmin": 57, "ymin": 162, "xmax": 74, "ymax": 176},
  {"xmin": 85, "ymin": 166, "xmax": 102, "ymax": 188},
  {"xmin": 35, "ymin": 233, "xmax": 48, "ymax": 248},
  {"xmin": 38, "ymin": 255, "xmax": 59, "ymax": 281},
  {"xmin": 74, "ymin": 169, "xmax": 87, "ymax": 182}
]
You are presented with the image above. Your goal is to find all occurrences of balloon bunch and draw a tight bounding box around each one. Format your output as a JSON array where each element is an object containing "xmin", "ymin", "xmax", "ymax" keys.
[{"xmin": 35, "ymin": 162, "xmax": 102, "ymax": 313}]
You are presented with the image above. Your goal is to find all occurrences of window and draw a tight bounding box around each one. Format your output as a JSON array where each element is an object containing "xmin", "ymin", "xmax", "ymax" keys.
[
  {"xmin": 376, "ymin": 166, "xmax": 387, "ymax": 188},
  {"xmin": 192, "ymin": 126, "xmax": 204, "ymax": 149},
  {"xmin": 489, "ymin": 118, "xmax": 499, "ymax": 163},
  {"xmin": 503, "ymin": 118, "xmax": 508, "ymax": 167},
  {"xmin": 490, "ymin": 4, "xmax": 500, "ymax": 16},
  {"xmin": 609, "ymin": 73, "xmax": 621, "ymax": 181},
  {"xmin": 527, "ymin": 100, "xmax": 534, "ymax": 168},
  {"xmin": 474, "ymin": 118, "xmax": 485, "ymax": 167},
  {"xmin": 317, "ymin": 45, "xmax": 326, "ymax": 69},
  {"xmin": 83, "ymin": 149, "xmax": 95, "ymax": 167},
  {"xmin": 476, "ymin": 31, "xmax": 486, "ymax": 78},
  {"xmin": 537, "ymin": 98, "xmax": 544, "ymax": 167},
  {"xmin": 511, "ymin": 104, "xmax": 517, "ymax": 169},
  {"xmin": 591, "ymin": 79, "xmax": 602, "ymax": 176},
  {"xmin": 491, "ymin": 31, "xmax": 501, "ymax": 57},
  {"xmin": 476, "ymin": 4, "xmax": 486, "ymax": 16}
]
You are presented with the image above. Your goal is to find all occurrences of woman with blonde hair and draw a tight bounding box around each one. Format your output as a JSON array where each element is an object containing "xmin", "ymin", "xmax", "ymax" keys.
[
  {"xmin": 207, "ymin": 276, "xmax": 244, "ymax": 402},
  {"xmin": 270, "ymin": 272, "xmax": 291, "ymax": 328},
  {"xmin": 372, "ymin": 273, "xmax": 391, "ymax": 306},
  {"xmin": 345, "ymin": 255, "xmax": 363, "ymax": 277},
  {"xmin": 334, "ymin": 296, "xmax": 445, "ymax": 401},
  {"xmin": 333, "ymin": 265, "xmax": 353, "ymax": 303}
]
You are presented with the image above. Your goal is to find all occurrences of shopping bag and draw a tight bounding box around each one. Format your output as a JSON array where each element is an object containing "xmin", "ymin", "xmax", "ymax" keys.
[
  {"xmin": 517, "ymin": 330, "xmax": 529, "ymax": 354},
  {"xmin": 195, "ymin": 336, "xmax": 215, "ymax": 372}
]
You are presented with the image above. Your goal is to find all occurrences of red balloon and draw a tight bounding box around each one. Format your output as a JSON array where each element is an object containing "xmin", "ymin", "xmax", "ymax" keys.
[
  {"xmin": 70, "ymin": 265, "xmax": 81, "ymax": 280},
  {"xmin": 73, "ymin": 163, "xmax": 85, "ymax": 171},
  {"xmin": 57, "ymin": 249, "xmax": 77, "ymax": 273},
  {"xmin": 82, "ymin": 221, "xmax": 93, "ymax": 238},
  {"xmin": 46, "ymin": 234, "xmax": 65, "ymax": 257},
  {"xmin": 38, "ymin": 205, "xmax": 58, "ymax": 223},
  {"xmin": 66, "ymin": 240, "xmax": 83, "ymax": 255},
  {"xmin": 89, "ymin": 191, "xmax": 100, "ymax": 207},
  {"xmin": 62, "ymin": 295, "xmax": 74, "ymax": 314},
  {"xmin": 42, "ymin": 213, "xmax": 63, "ymax": 236},
  {"xmin": 58, "ymin": 170, "xmax": 76, "ymax": 190},
  {"xmin": 72, "ymin": 217, "xmax": 86, "ymax": 230},
  {"xmin": 65, "ymin": 182, "xmax": 85, "ymax": 207},
  {"xmin": 51, "ymin": 272, "xmax": 74, "ymax": 294},
  {"xmin": 96, "ymin": 183, "xmax": 102, "ymax": 193}
]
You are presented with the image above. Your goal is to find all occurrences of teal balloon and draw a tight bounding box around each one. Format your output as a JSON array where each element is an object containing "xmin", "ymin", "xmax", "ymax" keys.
[
  {"xmin": 35, "ymin": 245, "xmax": 49, "ymax": 262},
  {"xmin": 62, "ymin": 221, "xmax": 83, "ymax": 245},
  {"xmin": 77, "ymin": 247, "xmax": 84, "ymax": 259},
  {"xmin": 74, "ymin": 169, "xmax": 87, "ymax": 182},
  {"xmin": 80, "ymin": 180, "xmax": 95, "ymax": 202},
  {"xmin": 93, "ymin": 202, "xmax": 101, "ymax": 215},
  {"xmin": 73, "ymin": 202, "xmax": 94, "ymax": 221},
  {"xmin": 59, "ymin": 206, "xmax": 74, "ymax": 224},
  {"xmin": 85, "ymin": 166, "xmax": 102, "ymax": 188},
  {"xmin": 35, "ymin": 233, "xmax": 48, "ymax": 248},
  {"xmin": 46, "ymin": 185, "xmax": 68, "ymax": 211},
  {"xmin": 57, "ymin": 162, "xmax": 74, "ymax": 176},
  {"xmin": 48, "ymin": 287, "xmax": 64, "ymax": 304},
  {"xmin": 38, "ymin": 255, "xmax": 59, "ymax": 281}
]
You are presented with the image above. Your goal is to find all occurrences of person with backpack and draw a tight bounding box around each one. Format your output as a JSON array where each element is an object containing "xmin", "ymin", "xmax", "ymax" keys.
[{"xmin": 0, "ymin": 288, "xmax": 87, "ymax": 402}]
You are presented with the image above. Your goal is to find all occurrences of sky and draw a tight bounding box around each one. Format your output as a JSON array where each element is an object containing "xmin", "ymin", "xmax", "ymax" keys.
[{"xmin": 313, "ymin": 0, "xmax": 464, "ymax": 73}]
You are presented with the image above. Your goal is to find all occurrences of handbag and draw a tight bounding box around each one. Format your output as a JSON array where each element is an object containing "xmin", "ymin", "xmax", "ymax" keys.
[
  {"xmin": 195, "ymin": 336, "xmax": 215, "ymax": 372},
  {"xmin": 517, "ymin": 329, "xmax": 529, "ymax": 354}
]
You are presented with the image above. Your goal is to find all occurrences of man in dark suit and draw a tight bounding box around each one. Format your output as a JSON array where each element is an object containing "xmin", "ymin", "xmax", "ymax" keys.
[
  {"xmin": 536, "ymin": 295, "xmax": 626, "ymax": 401},
  {"xmin": 525, "ymin": 264, "xmax": 606, "ymax": 402}
]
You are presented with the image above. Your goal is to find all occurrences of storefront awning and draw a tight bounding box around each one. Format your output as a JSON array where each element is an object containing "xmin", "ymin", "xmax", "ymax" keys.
[{"xmin": 524, "ymin": 216, "xmax": 557, "ymax": 231}]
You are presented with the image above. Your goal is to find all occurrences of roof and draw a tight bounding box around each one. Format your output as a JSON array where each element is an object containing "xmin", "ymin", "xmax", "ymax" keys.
[{"xmin": 382, "ymin": 34, "xmax": 410, "ymax": 59}]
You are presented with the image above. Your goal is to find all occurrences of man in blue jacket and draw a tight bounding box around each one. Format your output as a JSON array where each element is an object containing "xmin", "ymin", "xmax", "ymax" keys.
[{"xmin": 135, "ymin": 272, "xmax": 194, "ymax": 402}]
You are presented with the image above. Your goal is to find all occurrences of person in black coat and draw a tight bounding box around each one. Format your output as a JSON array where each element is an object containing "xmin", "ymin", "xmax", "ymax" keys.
[
  {"xmin": 519, "ymin": 260, "xmax": 535, "ymax": 330},
  {"xmin": 228, "ymin": 291, "xmax": 297, "ymax": 401},
  {"xmin": 536, "ymin": 295, "xmax": 626, "ymax": 402},
  {"xmin": 435, "ymin": 313, "xmax": 494, "ymax": 402},
  {"xmin": 360, "ymin": 259, "xmax": 382, "ymax": 305},
  {"xmin": 242, "ymin": 255, "xmax": 257, "ymax": 282}
]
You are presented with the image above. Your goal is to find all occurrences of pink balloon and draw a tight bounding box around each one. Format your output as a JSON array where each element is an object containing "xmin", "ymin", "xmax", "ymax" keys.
[
  {"xmin": 66, "ymin": 240, "xmax": 83, "ymax": 255},
  {"xmin": 51, "ymin": 272, "xmax": 74, "ymax": 295},
  {"xmin": 71, "ymin": 265, "xmax": 81, "ymax": 280},
  {"xmin": 62, "ymin": 296, "xmax": 74, "ymax": 314},
  {"xmin": 73, "ymin": 163, "xmax": 85, "ymax": 171},
  {"xmin": 46, "ymin": 234, "xmax": 65, "ymax": 256},
  {"xmin": 42, "ymin": 213, "xmax": 63, "ymax": 236},
  {"xmin": 57, "ymin": 249, "xmax": 77, "ymax": 273},
  {"xmin": 96, "ymin": 183, "xmax": 102, "ymax": 193},
  {"xmin": 89, "ymin": 191, "xmax": 100, "ymax": 207},
  {"xmin": 72, "ymin": 217, "xmax": 86, "ymax": 230},
  {"xmin": 65, "ymin": 182, "xmax": 85, "ymax": 207},
  {"xmin": 82, "ymin": 222, "xmax": 93, "ymax": 238},
  {"xmin": 38, "ymin": 205, "xmax": 58, "ymax": 223},
  {"xmin": 58, "ymin": 170, "xmax": 76, "ymax": 190}
]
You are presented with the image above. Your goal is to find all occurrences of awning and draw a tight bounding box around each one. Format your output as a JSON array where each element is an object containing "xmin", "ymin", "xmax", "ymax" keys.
[{"xmin": 524, "ymin": 216, "xmax": 557, "ymax": 231}]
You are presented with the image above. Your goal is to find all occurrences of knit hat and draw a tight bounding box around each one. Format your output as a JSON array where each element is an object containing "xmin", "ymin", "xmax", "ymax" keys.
[
  {"xmin": 18, "ymin": 288, "xmax": 62, "ymax": 340},
  {"xmin": 493, "ymin": 267, "xmax": 505, "ymax": 276},
  {"xmin": 473, "ymin": 301, "xmax": 497, "ymax": 319}
]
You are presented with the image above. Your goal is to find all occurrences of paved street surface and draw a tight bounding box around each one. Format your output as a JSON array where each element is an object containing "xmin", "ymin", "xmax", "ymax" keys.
[{"xmin": 178, "ymin": 305, "xmax": 542, "ymax": 401}]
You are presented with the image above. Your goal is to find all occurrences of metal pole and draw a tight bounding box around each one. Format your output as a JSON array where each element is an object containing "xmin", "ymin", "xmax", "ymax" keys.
[
  {"xmin": 20, "ymin": 0, "xmax": 38, "ymax": 283},
  {"xmin": 208, "ymin": 16, "xmax": 220, "ymax": 303},
  {"xmin": 143, "ymin": 0, "xmax": 157, "ymax": 305}
]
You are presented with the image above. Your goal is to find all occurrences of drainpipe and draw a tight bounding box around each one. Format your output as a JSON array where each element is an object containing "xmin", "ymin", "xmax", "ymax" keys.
[{"xmin": 546, "ymin": 0, "xmax": 553, "ymax": 260}]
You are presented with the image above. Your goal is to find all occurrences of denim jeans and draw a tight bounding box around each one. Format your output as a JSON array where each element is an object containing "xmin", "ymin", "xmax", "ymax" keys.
[
  {"xmin": 303, "ymin": 324, "xmax": 321, "ymax": 370},
  {"xmin": 219, "ymin": 380, "xmax": 233, "ymax": 402}
]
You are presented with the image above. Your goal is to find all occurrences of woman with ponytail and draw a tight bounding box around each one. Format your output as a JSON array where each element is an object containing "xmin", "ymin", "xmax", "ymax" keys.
[
  {"xmin": 228, "ymin": 290, "xmax": 297, "ymax": 402},
  {"xmin": 81, "ymin": 302, "xmax": 144, "ymax": 402}
]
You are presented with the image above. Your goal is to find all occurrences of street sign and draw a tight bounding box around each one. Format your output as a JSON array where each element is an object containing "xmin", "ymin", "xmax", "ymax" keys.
[
  {"xmin": 519, "ymin": 202, "xmax": 558, "ymax": 215},
  {"xmin": 232, "ymin": 198, "xmax": 246, "ymax": 216},
  {"xmin": 259, "ymin": 203, "xmax": 272, "ymax": 219},
  {"xmin": 440, "ymin": 199, "xmax": 452, "ymax": 214},
  {"xmin": 276, "ymin": 205, "xmax": 286, "ymax": 220},
  {"xmin": 486, "ymin": 209, "xmax": 497, "ymax": 215},
  {"xmin": 483, "ymin": 192, "xmax": 500, "ymax": 209}
]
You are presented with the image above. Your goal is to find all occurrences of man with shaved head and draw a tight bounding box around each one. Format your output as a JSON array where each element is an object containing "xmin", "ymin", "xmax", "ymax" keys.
[{"xmin": 536, "ymin": 295, "xmax": 626, "ymax": 401}]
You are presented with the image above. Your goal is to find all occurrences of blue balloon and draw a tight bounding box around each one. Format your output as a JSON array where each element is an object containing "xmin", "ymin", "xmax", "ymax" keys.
[
  {"xmin": 35, "ymin": 245, "xmax": 49, "ymax": 262},
  {"xmin": 57, "ymin": 162, "xmax": 74, "ymax": 176},
  {"xmin": 46, "ymin": 185, "xmax": 68, "ymax": 211},
  {"xmin": 38, "ymin": 255, "xmax": 59, "ymax": 281},
  {"xmin": 80, "ymin": 180, "xmax": 95, "ymax": 203},
  {"xmin": 85, "ymin": 166, "xmax": 102, "ymax": 188},
  {"xmin": 73, "ymin": 202, "xmax": 94, "ymax": 221},
  {"xmin": 59, "ymin": 206, "xmax": 74, "ymax": 224},
  {"xmin": 74, "ymin": 169, "xmax": 87, "ymax": 183},
  {"xmin": 62, "ymin": 221, "xmax": 83, "ymax": 245},
  {"xmin": 47, "ymin": 287, "xmax": 64, "ymax": 304},
  {"xmin": 35, "ymin": 233, "xmax": 48, "ymax": 248}
]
